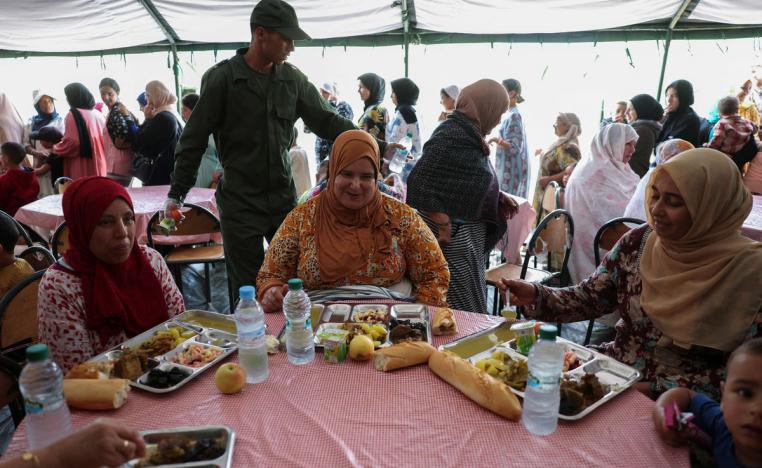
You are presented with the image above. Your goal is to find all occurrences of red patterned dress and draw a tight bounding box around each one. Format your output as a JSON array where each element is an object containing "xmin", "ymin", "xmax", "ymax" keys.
[{"xmin": 37, "ymin": 246, "xmax": 185, "ymax": 371}]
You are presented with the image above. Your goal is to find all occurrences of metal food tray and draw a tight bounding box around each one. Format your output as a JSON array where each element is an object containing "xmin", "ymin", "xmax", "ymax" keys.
[
  {"xmin": 278, "ymin": 303, "xmax": 433, "ymax": 349},
  {"xmin": 126, "ymin": 425, "xmax": 235, "ymax": 468},
  {"xmin": 439, "ymin": 321, "xmax": 641, "ymax": 420},
  {"xmin": 89, "ymin": 311, "xmax": 238, "ymax": 394}
]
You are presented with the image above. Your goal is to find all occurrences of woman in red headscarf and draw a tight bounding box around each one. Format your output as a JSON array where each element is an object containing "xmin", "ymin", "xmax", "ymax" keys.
[{"xmin": 38, "ymin": 177, "xmax": 184, "ymax": 371}]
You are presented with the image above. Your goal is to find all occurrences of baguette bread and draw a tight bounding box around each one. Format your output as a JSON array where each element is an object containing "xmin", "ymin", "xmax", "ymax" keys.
[
  {"xmin": 428, "ymin": 350, "xmax": 521, "ymax": 421},
  {"xmin": 63, "ymin": 379, "xmax": 130, "ymax": 410},
  {"xmin": 373, "ymin": 341, "xmax": 436, "ymax": 372},
  {"xmin": 432, "ymin": 308, "xmax": 458, "ymax": 336}
]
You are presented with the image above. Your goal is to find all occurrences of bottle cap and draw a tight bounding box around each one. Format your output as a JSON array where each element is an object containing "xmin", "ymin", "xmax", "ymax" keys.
[
  {"xmin": 538, "ymin": 324, "xmax": 558, "ymax": 341},
  {"xmin": 239, "ymin": 285, "xmax": 255, "ymax": 300},
  {"xmin": 287, "ymin": 278, "xmax": 304, "ymax": 291},
  {"xmin": 26, "ymin": 343, "xmax": 49, "ymax": 362}
]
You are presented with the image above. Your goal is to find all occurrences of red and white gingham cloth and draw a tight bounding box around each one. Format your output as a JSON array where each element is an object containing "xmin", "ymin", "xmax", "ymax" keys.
[
  {"xmin": 5, "ymin": 308, "xmax": 688, "ymax": 467},
  {"xmin": 14, "ymin": 185, "xmax": 220, "ymax": 245}
]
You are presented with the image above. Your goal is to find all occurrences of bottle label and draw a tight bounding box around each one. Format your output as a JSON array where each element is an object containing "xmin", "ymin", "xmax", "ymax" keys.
[
  {"xmin": 239, "ymin": 325, "xmax": 266, "ymax": 344},
  {"xmin": 23, "ymin": 397, "xmax": 63, "ymax": 415},
  {"xmin": 285, "ymin": 318, "xmax": 312, "ymax": 331},
  {"xmin": 526, "ymin": 371, "xmax": 559, "ymax": 389}
]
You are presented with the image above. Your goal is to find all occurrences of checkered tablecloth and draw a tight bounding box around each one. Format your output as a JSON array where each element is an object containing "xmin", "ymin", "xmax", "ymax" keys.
[
  {"xmin": 742, "ymin": 195, "xmax": 762, "ymax": 241},
  {"xmin": 5, "ymin": 309, "xmax": 688, "ymax": 467}
]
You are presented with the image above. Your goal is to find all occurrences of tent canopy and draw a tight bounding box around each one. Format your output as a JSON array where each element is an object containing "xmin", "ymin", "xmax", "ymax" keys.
[{"xmin": 1, "ymin": 0, "xmax": 761, "ymax": 57}]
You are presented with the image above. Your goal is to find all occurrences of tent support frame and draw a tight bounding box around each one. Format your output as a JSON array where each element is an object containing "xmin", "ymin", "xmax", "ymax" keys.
[
  {"xmin": 137, "ymin": 0, "xmax": 183, "ymax": 109},
  {"xmin": 658, "ymin": 0, "xmax": 702, "ymax": 97}
]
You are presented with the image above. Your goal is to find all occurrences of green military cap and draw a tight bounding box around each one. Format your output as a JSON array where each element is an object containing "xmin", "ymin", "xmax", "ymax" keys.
[{"xmin": 250, "ymin": 0, "xmax": 311, "ymax": 41}]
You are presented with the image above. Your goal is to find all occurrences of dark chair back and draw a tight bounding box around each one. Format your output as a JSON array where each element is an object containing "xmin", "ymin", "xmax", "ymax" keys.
[
  {"xmin": 18, "ymin": 246, "xmax": 55, "ymax": 271},
  {"xmin": 593, "ymin": 217, "xmax": 646, "ymax": 266},
  {"xmin": 16, "ymin": 221, "xmax": 49, "ymax": 248},
  {"xmin": 53, "ymin": 177, "xmax": 73, "ymax": 195},
  {"xmin": 0, "ymin": 355, "xmax": 24, "ymax": 427},
  {"xmin": 525, "ymin": 209, "xmax": 575, "ymax": 285},
  {"xmin": 0, "ymin": 210, "xmax": 32, "ymax": 248},
  {"xmin": 0, "ymin": 270, "xmax": 45, "ymax": 363},
  {"xmin": 51, "ymin": 222, "xmax": 69, "ymax": 259},
  {"xmin": 146, "ymin": 203, "xmax": 222, "ymax": 248}
]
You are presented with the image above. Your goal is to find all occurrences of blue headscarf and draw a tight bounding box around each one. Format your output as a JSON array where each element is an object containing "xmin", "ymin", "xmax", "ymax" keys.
[{"xmin": 31, "ymin": 92, "xmax": 60, "ymax": 132}]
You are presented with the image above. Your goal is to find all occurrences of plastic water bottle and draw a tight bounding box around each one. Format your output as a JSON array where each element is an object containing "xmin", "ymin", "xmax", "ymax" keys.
[
  {"xmin": 283, "ymin": 278, "xmax": 315, "ymax": 365},
  {"xmin": 522, "ymin": 324, "xmax": 565, "ymax": 436},
  {"xmin": 234, "ymin": 286, "xmax": 268, "ymax": 383},
  {"xmin": 388, "ymin": 148, "xmax": 408, "ymax": 174},
  {"xmin": 18, "ymin": 344, "xmax": 72, "ymax": 449}
]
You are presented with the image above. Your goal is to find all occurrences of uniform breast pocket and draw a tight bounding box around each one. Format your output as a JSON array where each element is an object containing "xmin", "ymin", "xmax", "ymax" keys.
[{"xmin": 273, "ymin": 83, "xmax": 297, "ymax": 122}]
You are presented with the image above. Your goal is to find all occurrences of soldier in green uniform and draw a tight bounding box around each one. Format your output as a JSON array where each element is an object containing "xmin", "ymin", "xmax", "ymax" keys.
[{"xmin": 166, "ymin": 0, "xmax": 393, "ymax": 302}]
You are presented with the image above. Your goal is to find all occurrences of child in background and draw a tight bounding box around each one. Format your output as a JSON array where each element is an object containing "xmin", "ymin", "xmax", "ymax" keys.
[
  {"xmin": 288, "ymin": 127, "xmax": 311, "ymax": 197},
  {"xmin": 600, "ymin": 101, "xmax": 628, "ymax": 128},
  {"xmin": 0, "ymin": 215, "xmax": 34, "ymax": 297},
  {"xmin": 653, "ymin": 338, "xmax": 762, "ymax": 468},
  {"xmin": 707, "ymin": 96, "xmax": 758, "ymax": 165},
  {"xmin": 0, "ymin": 142, "xmax": 40, "ymax": 216}
]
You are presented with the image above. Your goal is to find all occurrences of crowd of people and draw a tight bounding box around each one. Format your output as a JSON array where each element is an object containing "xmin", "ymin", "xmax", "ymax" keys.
[{"xmin": 0, "ymin": 0, "xmax": 761, "ymax": 466}]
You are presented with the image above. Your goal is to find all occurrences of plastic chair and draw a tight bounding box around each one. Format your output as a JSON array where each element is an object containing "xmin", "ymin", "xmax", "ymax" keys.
[
  {"xmin": 50, "ymin": 222, "xmax": 69, "ymax": 259},
  {"xmin": 16, "ymin": 220, "xmax": 49, "ymax": 248},
  {"xmin": 53, "ymin": 177, "xmax": 72, "ymax": 195},
  {"xmin": 0, "ymin": 355, "xmax": 24, "ymax": 427},
  {"xmin": 18, "ymin": 246, "xmax": 56, "ymax": 271},
  {"xmin": 0, "ymin": 270, "xmax": 45, "ymax": 366},
  {"xmin": 486, "ymin": 209, "xmax": 575, "ymax": 315},
  {"xmin": 583, "ymin": 217, "xmax": 645, "ymax": 345},
  {"xmin": 146, "ymin": 203, "xmax": 232, "ymax": 310}
]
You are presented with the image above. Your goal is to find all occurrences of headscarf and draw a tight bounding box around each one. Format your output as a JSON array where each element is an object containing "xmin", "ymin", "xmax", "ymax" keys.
[
  {"xmin": 541, "ymin": 112, "xmax": 581, "ymax": 161},
  {"xmin": 630, "ymin": 94, "xmax": 663, "ymax": 122},
  {"xmin": 61, "ymin": 177, "xmax": 169, "ymax": 344},
  {"xmin": 391, "ymin": 78, "xmax": 420, "ymax": 124},
  {"xmin": 136, "ymin": 91, "xmax": 148, "ymax": 108},
  {"xmin": 309, "ymin": 130, "xmax": 396, "ymax": 284},
  {"xmin": 640, "ymin": 149, "xmax": 762, "ymax": 352},
  {"xmin": 454, "ymin": 79, "xmax": 509, "ymax": 136},
  {"xmin": 441, "ymin": 85, "xmax": 460, "ymax": 102},
  {"xmin": 565, "ymin": 123, "xmax": 640, "ymax": 283},
  {"xmin": 624, "ymin": 139, "xmax": 694, "ymax": 220},
  {"xmin": 358, "ymin": 73, "xmax": 385, "ymax": 111},
  {"xmin": 145, "ymin": 80, "xmax": 177, "ymax": 115},
  {"xmin": 64, "ymin": 83, "xmax": 96, "ymax": 159},
  {"xmin": 0, "ymin": 93, "xmax": 25, "ymax": 145},
  {"xmin": 666, "ymin": 79, "xmax": 695, "ymax": 112},
  {"xmin": 31, "ymin": 90, "xmax": 60, "ymax": 132}
]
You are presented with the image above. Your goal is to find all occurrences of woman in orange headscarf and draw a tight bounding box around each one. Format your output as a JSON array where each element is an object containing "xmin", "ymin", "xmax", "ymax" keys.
[{"xmin": 257, "ymin": 129, "xmax": 449, "ymax": 312}]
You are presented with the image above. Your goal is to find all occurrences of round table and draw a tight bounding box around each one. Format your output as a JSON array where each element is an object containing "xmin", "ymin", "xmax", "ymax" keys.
[{"xmin": 5, "ymin": 309, "xmax": 688, "ymax": 467}]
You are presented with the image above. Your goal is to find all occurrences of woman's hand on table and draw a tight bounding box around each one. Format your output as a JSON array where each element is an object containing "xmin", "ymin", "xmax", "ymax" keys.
[
  {"xmin": 34, "ymin": 418, "xmax": 145, "ymax": 468},
  {"xmin": 498, "ymin": 191, "xmax": 519, "ymax": 219},
  {"xmin": 261, "ymin": 284, "xmax": 289, "ymax": 313},
  {"xmin": 497, "ymin": 279, "xmax": 536, "ymax": 306}
]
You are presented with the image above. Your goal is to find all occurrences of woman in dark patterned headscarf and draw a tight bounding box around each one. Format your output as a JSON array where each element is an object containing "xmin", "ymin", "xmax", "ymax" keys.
[
  {"xmin": 407, "ymin": 79, "xmax": 517, "ymax": 314},
  {"xmin": 357, "ymin": 73, "xmax": 389, "ymax": 140}
]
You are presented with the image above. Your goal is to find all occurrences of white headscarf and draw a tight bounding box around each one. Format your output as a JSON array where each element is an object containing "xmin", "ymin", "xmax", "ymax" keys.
[
  {"xmin": 624, "ymin": 139, "xmax": 695, "ymax": 220},
  {"xmin": 565, "ymin": 123, "xmax": 640, "ymax": 284},
  {"xmin": 442, "ymin": 85, "xmax": 460, "ymax": 101},
  {"xmin": 0, "ymin": 93, "xmax": 25, "ymax": 145}
]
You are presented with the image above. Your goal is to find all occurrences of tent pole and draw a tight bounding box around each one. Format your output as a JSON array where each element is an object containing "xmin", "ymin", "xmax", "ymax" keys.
[
  {"xmin": 402, "ymin": 0, "xmax": 410, "ymax": 77},
  {"xmin": 172, "ymin": 46, "xmax": 182, "ymax": 111},
  {"xmin": 657, "ymin": 31, "xmax": 672, "ymax": 98}
]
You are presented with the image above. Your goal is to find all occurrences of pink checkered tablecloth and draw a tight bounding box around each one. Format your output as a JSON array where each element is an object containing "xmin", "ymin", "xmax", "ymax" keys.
[
  {"xmin": 14, "ymin": 185, "xmax": 220, "ymax": 246},
  {"xmin": 5, "ymin": 309, "xmax": 688, "ymax": 467},
  {"xmin": 742, "ymin": 195, "xmax": 762, "ymax": 242}
]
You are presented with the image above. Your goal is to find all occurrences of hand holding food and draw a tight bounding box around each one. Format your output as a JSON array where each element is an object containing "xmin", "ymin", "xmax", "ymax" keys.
[
  {"xmin": 428, "ymin": 350, "xmax": 522, "ymax": 421},
  {"xmin": 497, "ymin": 279, "xmax": 536, "ymax": 306},
  {"xmin": 373, "ymin": 341, "xmax": 435, "ymax": 372}
]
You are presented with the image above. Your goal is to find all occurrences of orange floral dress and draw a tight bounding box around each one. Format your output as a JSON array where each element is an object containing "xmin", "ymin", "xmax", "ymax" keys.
[{"xmin": 257, "ymin": 195, "xmax": 450, "ymax": 307}]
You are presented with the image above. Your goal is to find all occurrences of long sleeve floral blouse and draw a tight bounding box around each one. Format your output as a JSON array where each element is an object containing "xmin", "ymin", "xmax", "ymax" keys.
[
  {"xmin": 257, "ymin": 194, "xmax": 450, "ymax": 307},
  {"xmin": 37, "ymin": 246, "xmax": 185, "ymax": 371},
  {"xmin": 525, "ymin": 225, "xmax": 761, "ymax": 400}
]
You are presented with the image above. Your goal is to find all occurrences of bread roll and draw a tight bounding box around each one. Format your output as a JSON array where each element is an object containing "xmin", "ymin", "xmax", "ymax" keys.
[
  {"xmin": 63, "ymin": 379, "xmax": 130, "ymax": 410},
  {"xmin": 432, "ymin": 308, "xmax": 458, "ymax": 336},
  {"xmin": 428, "ymin": 350, "xmax": 521, "ymax": 421},
  {"xmin": 66, "ymin": 361, "xmax": 113, "ymax": 380},
  {"xmin": 373, "ymin": 341, "xmax": 435, "ymax": 372}
]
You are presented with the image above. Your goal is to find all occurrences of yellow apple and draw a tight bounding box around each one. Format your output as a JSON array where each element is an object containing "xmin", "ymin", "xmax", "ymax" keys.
[
  {"xmin": 215, "ymin": 363, "xmax": 246, "ymax": 394},
  {"xmin": 348, "ymin": 335, "xmax": 374, "ymax": 361}
]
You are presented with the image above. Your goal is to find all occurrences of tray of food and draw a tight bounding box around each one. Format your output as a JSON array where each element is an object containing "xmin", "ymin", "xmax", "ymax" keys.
[
  {"xmin": 440, "ymin": 321, "xmax": 641, "ymax": 420},
  {"xmin": 85, "ymin": 312, "xmax": 238, "ymax": 394},
  {"xmin": 127, "ymin": 425, "xmax": 235, "ymax": 467}
]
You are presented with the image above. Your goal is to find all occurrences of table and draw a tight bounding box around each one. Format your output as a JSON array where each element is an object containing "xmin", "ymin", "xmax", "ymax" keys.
[
  {"xmin": 498, "ymin": 195, "xmax": 537, "ymax": 264},
  {"xmin": 14, "ymin": 186, "xmax": 219, "ymax": 245},
  {"xmin": 5, "ymin": 309, "xmax": 687, "ymax": 467},
  {"xmin": 742, "ymin": 195, "xmax": 762, "ymax": 241}
]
